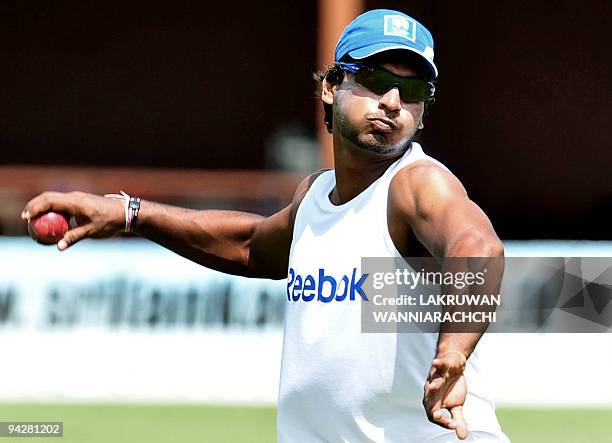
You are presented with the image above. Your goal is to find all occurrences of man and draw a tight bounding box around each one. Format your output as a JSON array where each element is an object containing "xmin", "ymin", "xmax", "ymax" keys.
[{"xmin": 22, "ymin": 9, "xmax": 509, "ymax": 443}]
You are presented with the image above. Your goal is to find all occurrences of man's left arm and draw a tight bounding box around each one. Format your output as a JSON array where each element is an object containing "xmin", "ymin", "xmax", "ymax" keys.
[{"xmin": 388, "ymin": 161, "xmax": 504, "ymax": 439}]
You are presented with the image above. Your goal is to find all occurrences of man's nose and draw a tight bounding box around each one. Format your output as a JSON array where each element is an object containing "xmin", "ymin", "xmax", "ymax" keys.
[{"xmin": 378, "ymin": 86, "xmax": 402, "ymax": 112}]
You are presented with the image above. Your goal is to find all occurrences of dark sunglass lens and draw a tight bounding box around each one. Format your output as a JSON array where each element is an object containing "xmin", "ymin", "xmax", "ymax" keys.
[
  {"xmin": 354, "ymin": 68, "xmax": 433, "ymax": 102},
  {"xmin": 354, "ymin": 69, "xmax": 389, "ymax": 95},
  {"xmin": 399, "ymin": 80, "xmax": 430, "ymax": 102}
]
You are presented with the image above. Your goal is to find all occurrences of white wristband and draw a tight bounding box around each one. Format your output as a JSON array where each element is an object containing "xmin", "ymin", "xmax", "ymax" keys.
[{"xmin": 103, "ymin": 190, "xmax": 130, "ymax": 232}]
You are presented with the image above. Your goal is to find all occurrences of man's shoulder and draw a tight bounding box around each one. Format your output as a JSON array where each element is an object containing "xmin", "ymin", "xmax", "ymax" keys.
[
  {"xmin": 390, "ymin": 158, "xmax": 464, "ymax": 194},
  {"xmin": 288, "ymin": 169, "xmax": 332, "ymax": 224},
  {"xmin": 388, "ymin": 159, "xmax": 467, "ymax": 217},
  {"xmin": 292, "ymin": 169, "xmax": 331, "ymax": 203}
]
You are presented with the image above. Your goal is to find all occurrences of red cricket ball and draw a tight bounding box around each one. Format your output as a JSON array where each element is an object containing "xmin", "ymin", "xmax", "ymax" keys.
[{"xmin": 28, "ymin": 211, "xmax": 70, "ymax": 245}]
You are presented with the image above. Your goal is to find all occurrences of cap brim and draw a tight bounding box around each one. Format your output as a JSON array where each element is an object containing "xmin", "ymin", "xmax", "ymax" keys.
[{"xmin": 348, "ymin": 44, "xmax": 438, "ymax": 78}]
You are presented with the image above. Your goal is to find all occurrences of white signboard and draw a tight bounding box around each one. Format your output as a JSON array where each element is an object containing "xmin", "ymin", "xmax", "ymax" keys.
[{"xmin": 0, "ymin": 238, "xmax": 610, "ymax": 405}]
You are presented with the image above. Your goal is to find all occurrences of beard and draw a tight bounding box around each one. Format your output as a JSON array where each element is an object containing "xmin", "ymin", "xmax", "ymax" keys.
[{"xmin": 334, "ymin": 108, "xmax": 415, "ymax": 155}]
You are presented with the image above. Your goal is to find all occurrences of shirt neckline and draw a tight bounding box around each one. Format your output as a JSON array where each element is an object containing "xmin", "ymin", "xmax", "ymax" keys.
[{"xmin": 317, "ymin": 144, "xmax": 416, "ymax": 213}]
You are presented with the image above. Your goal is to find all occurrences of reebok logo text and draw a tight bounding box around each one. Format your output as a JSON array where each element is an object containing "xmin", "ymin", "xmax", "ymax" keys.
[{"xmin": 287, "ymin": 268, "xmax": 369, "ymax": 302}]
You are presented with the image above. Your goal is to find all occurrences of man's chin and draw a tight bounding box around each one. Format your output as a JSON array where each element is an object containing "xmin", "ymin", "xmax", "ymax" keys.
[{"xmin": 356, "ymin": 133, "xmax": 408, "ymax": 155}]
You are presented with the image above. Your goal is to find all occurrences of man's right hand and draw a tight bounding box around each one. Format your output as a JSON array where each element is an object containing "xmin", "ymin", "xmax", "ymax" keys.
[{"xmin": 21, "ymin": 191, "xmax": 125, "ymax": 251}]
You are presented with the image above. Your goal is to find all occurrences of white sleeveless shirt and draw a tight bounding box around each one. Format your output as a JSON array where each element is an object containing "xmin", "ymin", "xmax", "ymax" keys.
[{"xmin": 278, "ymin": 143, "xmax": 507, "ymax": 442}]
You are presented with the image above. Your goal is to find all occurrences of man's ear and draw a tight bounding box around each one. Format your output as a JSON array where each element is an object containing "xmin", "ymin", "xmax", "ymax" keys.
[{"xmin": 321, "ymin": 78, "xmax": 335, "ymax": 105}]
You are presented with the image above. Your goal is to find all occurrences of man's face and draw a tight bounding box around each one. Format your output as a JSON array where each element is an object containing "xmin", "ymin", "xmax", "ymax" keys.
[{"xmin": 326, "ymin": 59, "xmax": 426, "ymax": 156}]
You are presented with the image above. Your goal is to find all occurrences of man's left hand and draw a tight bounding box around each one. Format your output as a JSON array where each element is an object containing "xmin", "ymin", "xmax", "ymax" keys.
[{"xmin": 423, "ymin": 351, "xmax": 469, "ymax": 440}]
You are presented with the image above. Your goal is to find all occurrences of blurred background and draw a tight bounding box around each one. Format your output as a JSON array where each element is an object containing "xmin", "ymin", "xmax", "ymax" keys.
[{"xmin": 0, "ymin": 0, "xmax": 610, "ymax": 442}]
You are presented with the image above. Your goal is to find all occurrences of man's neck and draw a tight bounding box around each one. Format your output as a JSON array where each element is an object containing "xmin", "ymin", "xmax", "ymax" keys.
[{"xmin": 329, "ymin": 138, "xmax": 408, "ymax": 205}]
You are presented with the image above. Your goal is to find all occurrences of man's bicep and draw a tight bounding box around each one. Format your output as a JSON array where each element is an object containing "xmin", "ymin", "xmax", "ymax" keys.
[
  {"xmin": 249, "ymin": 170, "xmax": 329, "ymax": 279},
  {"xmin": 392, "ymin": 164, "xmax": 500, "ymax": 257},
  {"xmin": 248, "ymin": 205, "xmax": 294, "ymax": 279},
  {"xmin": 415, "ymin": 195, "xmax": 499, "ymax": 257}
]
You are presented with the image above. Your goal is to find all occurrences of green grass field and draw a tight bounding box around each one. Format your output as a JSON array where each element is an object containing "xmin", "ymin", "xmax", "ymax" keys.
[{"xmin": 0, "ymin": 404, "xmax": 609, "ymax": 443}]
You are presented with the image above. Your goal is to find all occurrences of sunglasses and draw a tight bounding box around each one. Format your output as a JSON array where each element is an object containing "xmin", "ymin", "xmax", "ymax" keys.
[{"xmin": 335, "ymin": 62, "xmax": 435, "ymax": 103}]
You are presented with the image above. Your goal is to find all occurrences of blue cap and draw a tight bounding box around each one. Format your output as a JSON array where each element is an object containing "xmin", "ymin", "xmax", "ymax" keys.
[{"xmin": 334, "ymin": 9, "xmax": 438, "ymax": 78}]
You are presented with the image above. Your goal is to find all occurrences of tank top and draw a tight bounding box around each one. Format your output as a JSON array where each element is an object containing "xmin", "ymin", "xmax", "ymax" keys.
[{"xmin": 278, "ymin": 143, "xmax": 507, "ymax": 442}]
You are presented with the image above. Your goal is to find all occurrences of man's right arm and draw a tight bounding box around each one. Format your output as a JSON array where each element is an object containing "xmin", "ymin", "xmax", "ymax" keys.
[
  {"xmin": 21, "ymin": 172, "xmax": 322, "ymax": 280},
  {"xmin": 134, "ymin": 202, "xmax": 292, "ymax": 279}
]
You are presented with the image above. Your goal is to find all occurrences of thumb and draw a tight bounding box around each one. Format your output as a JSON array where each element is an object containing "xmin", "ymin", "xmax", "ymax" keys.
[
  {"xmin": 450, "ymin": 406, "xmax": 468, "ymax": 440},
  {"xmin": 432, "ymin": 358, "xmax": 446, "ymax": 368},
  {"xmin": 58, "ymin": 225, "xmax": 91, "ymax": 251}
]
